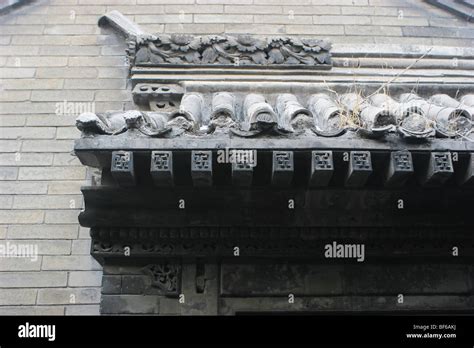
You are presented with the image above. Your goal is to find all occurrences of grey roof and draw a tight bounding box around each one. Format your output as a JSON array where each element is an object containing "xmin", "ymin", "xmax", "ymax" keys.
[{"xmin": 76, "ymin": 91, "xmax": 474, "ymax": 141}]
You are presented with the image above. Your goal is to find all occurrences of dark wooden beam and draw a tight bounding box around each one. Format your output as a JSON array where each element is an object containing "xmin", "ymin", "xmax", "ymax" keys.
[
  {"xmin": 458, "ymin": 152, "xmax": 474, "ymax": 186},
  {"xmin": 309, "ymin": 150, "xmax": 334, "ymax": 187},
  {"xmin": 191, "ymin": 150, "xmax": 212, "ymax": 186}
]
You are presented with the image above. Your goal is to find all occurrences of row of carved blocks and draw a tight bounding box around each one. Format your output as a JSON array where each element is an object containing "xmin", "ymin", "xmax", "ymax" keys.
[{"xmin": 110, "ymin": 150, "xmax": 471, "ymax": 187}]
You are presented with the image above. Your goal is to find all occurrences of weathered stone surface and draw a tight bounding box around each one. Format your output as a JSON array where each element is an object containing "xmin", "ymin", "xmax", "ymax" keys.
[
  {"xmin": 101, "ymin": 295, "xmax": 159, "ymax": 314},
  {"xmin": 18, "ymin": 167, "xmax": 86, "ymax": 181},
  {"xmin": 231, "ymin": 161, "xmax": 254, "ymax": 186},
  {"xmin": 48, "ymin": 181, "xmax": 83, "ymax": 194},
  {"xmin": 72, "ymin": 239, "xmax": 92, "ymax": 255},
  {"xmin": 13, "ymin": 195, "xmax": 83, "ymax": 209},
  {"xmin": 42, "ymin": 256, "xmax": 101, "ymax": 271},
  {"xmin": 65, "ymin": 305, "xmax": 100, "ymax": 315},
  {"xmin": 100, "ymin": 11, "xmax": 332, "ymax": 67},
  {"xmin": 69, "ymin": 271, "xmax": 103, "ymax": 287},
  {"xmin": 3, "ymin": 239, "xmax": 71, "ymax": 255},
  {"xmin": 420, "ymin": 151, "xmax": 454, "ymax": 186},
  {"xmin": 7, "ymin": 225, "xmax": 78, "ymax": 239},
  {"xmin": 219, "ymin": 296, "xmax": 351, "ymax": 315},
  {"xmin": 219, "ymin": 294, "xmax": 473, "ymax": 314},
  {"xmin": 457, "ymin": 153, "xmax": 474, "ymax": 185},
  {"xmin": 74, "ymin": 92, "xmax": 474, "ymax": 140},
  {"xmin": 0, "ymin": 306, "xmax": 65, "ymax": 315},
  {"xmin": 220, "ymin": 263, "xmax": 343, "ymax": 296},
  {"xmin": 37, "ymin": 288, "xmax": 101, "ymax": 305},
  {"xmin": 191, "ymin": 150, "xmax": 213, "ymax": 186},
  {"xmin": 0, "ymin": 167, "xmax": 18, "ymax": 180},
  {"xmin": 0, "ymin": 289, "xmax": 37, "ymax": 305},
  {"xmin": 102, "ymin": 275, "xmax": 122, "ymax": 294}
]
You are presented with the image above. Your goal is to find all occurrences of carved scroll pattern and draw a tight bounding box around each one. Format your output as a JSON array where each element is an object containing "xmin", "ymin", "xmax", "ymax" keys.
[{"xmin": 142, "ymin": 263, "xmax": 181, "ymax": 295}]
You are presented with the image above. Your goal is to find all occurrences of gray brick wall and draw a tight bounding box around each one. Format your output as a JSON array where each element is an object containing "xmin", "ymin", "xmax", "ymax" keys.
[{"xmin": 0, "ymin": 0, "xmax": 473, "ymax": 315}]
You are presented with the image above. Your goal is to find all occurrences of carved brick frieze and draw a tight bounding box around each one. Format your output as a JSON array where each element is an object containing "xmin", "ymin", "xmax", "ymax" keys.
[
  {"xmin": 129, "ymin": 34, "xmax": 332, "ymax": 68},
  {"xmin": 142, "ymin": 263, "xmax": 181, "ymax": 296}
]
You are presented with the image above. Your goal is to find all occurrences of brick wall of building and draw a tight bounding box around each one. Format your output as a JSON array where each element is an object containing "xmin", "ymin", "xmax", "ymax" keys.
[{"xmin": 0, "ymin": 0, "xmax": 473, "ymax": 315}]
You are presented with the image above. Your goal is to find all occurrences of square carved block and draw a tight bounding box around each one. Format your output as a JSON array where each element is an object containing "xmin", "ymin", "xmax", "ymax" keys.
[
  {"xmin": 386, "ymin": 151, "xmax": 414, "ymax": 187},
  {"xmin": 111, "ymin": 151, "xmax": 135, "ymax": 186},
  {"xmin": 346, "ymin": 151, "xmax": 372, "ymax": 187},
  {"xmin": 422, "ymin": 151, "xmax": 453, "ymax": 186},
  {"xmin": 272, "ymin": 151, "xmax": 294, "ymax": 186},
  {"xmin": 232, "ymin": 161, "xmax": 254, "ymax": 186},
  {"xmin": 191, "ymin": 151, "xmax": 212, "ymax": 186},
  {"xmin": 310, "ymin": 151, "xmax": 334, "ymax": 187},
  {"xmin": 151, "ymin": 151, "xmax": 173, "ymax": 186}
]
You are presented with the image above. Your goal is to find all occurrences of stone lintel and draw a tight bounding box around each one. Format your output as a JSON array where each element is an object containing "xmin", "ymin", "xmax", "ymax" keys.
[
  {"xmin": 310, "ymin": 150, "xmax": 334, "ymax": 187},
  {"xmin": 345, "ymin": 151, "xmax": 372, "ymax": 188},
  {"xmin": 191, "ymin": 150, "xmax": 213, "ymax": 187},
  {"xmin": 385, "ymin": 150, "xmax": 414, "ymax": 187}
]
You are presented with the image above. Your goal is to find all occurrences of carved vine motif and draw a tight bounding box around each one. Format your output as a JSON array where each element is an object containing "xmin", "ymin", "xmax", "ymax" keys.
[
  {"xmin": 98, "ymin": 11, "xmax": 331, "ymax": 68},
  {"xmin": 90, "ymin": 226, "xmax": 472, "ymax": 242},
  {"xmin": 142, "ymin": 263, "xmax": 181, "ymax": 295},
  {"xmin": 130, "ymin": 34, "xmax": 332, "ymax": 67}
]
